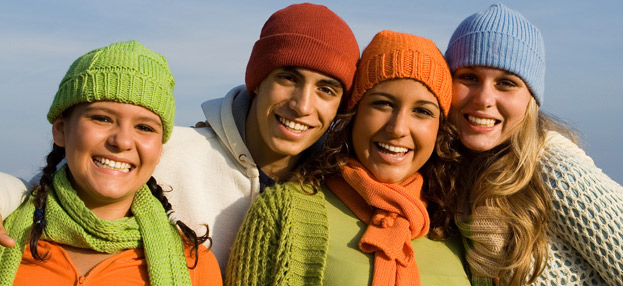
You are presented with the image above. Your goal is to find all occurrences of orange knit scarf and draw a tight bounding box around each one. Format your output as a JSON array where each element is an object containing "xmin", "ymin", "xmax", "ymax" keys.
[{"xmin": 326, "ymin": 159, "xmax": 430, "ymax": 286}]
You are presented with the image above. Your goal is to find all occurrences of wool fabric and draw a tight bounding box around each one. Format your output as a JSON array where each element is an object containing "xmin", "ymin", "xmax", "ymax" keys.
[
  {"xmin": 47, "ymin": 40, "xmax": 176, "ymax": 142},
  {"xmin": 326, "ymin": 158, "xmax": 429, "ymax": 286},
  {"xmin": 445, "ymin": 3, "xmax": 546, "ymax": 105},
  {"xmin": 245, "ymin": 3, "xmax": 360, "ymax": 97},
  {"xmin": 348, "ymin": 30, "xmax": 452, "ymax": 115},
  {"xmin": 0, "ymin": 166, "xmax": 191, "ymax": 286},
  {"xmin": 455, "ymin": 206, "xmax": 509, "ymax": 285}
]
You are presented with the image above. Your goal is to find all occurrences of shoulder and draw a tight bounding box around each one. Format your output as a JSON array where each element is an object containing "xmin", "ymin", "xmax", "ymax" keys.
[
  {"xmin": 159, "ymin": 126, "xmax": 228, "ymax": 163},
  {"xmin": 260, "ymin": 183, "xmax": 327, "ymax": 211},
  {"xmin": 187, "ymin": 244, "xmax": 222, "ymax": 285},
  {"xmin": 0, "ymin": 172, "xmax": 32, "ymax": 217},
  {"xmin": 539, "ymin": 131, "xmax": 621, "ymax": 187},
  {"xmin": 167, "ymin": 125, "xmax": 218, "ymax": 144},
  {"xmin": 541, "ymin": 131, "xmax": 594, "ymax": 165},
  {"xmin": 245, "ymin": 183, "xmax": 328, "ymax": 232}
]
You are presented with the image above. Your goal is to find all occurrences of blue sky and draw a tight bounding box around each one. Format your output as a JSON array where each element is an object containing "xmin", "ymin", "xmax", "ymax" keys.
[{"xmin": 1, "ymin": 0, "xmax": 621, "ymax": 183}]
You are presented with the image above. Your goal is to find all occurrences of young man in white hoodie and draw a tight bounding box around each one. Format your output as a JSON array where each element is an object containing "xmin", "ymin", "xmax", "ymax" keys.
[{"xmin": 0, "ymin": 3, "xmax": 360, "ymax": 272}]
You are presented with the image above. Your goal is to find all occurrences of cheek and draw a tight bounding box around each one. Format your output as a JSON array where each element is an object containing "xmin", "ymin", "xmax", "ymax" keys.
[
  {"xmin": 318, "ymin": 98, "xmax": 341, "ymax": 123},
  {"xmin": 451, "ymin": 83, "xmax": 470, "ymax": 105},
  {"xmin": 351, "ymin": 116, "xmax": 368, "ymax": 156},
  {"xmin": 505, "ymin": 99, "xmax": 531, "ymax": 125},
  {"xmin": 413, "ymin": 121, "xmax": 439, "ymax": 155},
  {"xmin": 139, "ymin": 141, "xmax": 163, "ymax": 165}
]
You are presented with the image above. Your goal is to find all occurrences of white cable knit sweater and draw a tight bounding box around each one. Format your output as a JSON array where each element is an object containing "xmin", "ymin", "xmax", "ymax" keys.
[
  {"xmin": 461, "ymin": 131, "xmax": 622, "ymax": 285},
  {"xmin": 535, "ymin": 131, "xmax": 622, "ymax": 285}
]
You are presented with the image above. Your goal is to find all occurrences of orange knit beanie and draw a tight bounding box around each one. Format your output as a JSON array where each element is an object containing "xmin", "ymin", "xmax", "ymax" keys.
[
  {"xmin": 348, "ymin": 30, "xmax": 452, "ymax": 115},
  {"xmin": 245, "ymin": 3, "xmax": 360, "ymax": 98}
]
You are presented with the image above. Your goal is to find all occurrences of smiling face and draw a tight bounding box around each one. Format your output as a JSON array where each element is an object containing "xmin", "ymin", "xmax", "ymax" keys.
[
  {"xmin": 52, "ymin": 102, "xmax": 163, "ymax": 217},
  {"xmin": 246, "ymin": 67, "xmax": 344, "ymax": 175},
  {"xmin": 352, "ymin": 79, "xmax": 441, "ymax": 184},
  {"xmin": 450, "ymin": 66, "xmax": 532, "ymax": 152}
]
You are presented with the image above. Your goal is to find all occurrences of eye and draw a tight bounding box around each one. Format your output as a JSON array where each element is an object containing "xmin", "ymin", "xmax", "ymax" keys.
[
  {"xmin": 90, "ymin": 115, "xmax": 112, "ymax": 123},
  {"xmin": 497, "ymin": 79, "xmax": 519, "ymax": 89},
  {"xmin": 276, "ymin": 73, "xmax": 297, "ymax": 84},
  {"xmin": 371, "ymin": 100, "xmax": 393, "ymax": 110},
  {"xmin": 413, "ymin": 107, "xmax": 434, "ymax": 117},
  {"xmin": 136, "ymin": 124, "xmax": 157, "ymax": 133},
  {"xmin": 318, "ymin": 86, "xmax": 337, "ymax": 97},
  {"xmin": 455, "ymin": 73, "xmax": 478, "ymax": 83}
]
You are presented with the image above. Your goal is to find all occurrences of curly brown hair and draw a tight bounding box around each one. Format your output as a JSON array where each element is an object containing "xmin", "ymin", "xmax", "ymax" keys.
[{"xmin": 291, "ymin": 98, "xmax": 462, "ymax": 242}]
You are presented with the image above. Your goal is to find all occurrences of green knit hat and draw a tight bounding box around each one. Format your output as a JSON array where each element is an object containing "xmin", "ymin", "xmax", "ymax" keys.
[{"xmin": 47, "ymin": 40, "xmax": 176, "ymax": 142}]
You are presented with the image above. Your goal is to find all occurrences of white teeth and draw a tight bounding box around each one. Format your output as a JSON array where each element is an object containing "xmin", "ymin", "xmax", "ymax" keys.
[
  {"xmin": 377, "ymin": 142, "xmax": 409, "ymax": 156},
  {"xmin": 93, "ymin": 157, "xmax": 131, "ymax": 173},
  {"xmin": 467, "ymin": 115, "xmax": 496, "ymax": 127},
  {"xmin": 278, "ymin": 116, "xmax": 310, "ymax": 132}
]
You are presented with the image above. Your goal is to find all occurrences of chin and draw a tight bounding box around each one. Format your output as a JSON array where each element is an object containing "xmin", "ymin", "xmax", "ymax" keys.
[
  {"xmin": 373, "ymin": 173, "xmax": 405, "ymax": 184},
  {"xmin": 460, "ymin": 136, "xmax": 499, "ymax": 152}
]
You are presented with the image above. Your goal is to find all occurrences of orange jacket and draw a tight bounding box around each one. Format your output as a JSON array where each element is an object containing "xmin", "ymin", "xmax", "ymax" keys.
[{"xmin": 14, "ymin": 240, "xmax": 222, "ymax": 286}]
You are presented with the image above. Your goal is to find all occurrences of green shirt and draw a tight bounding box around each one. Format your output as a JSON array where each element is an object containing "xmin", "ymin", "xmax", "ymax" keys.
[
  {"xmin": 226, "ymin": 182, "xmax": 469, "ymax": 285},
  {"xmin": 322, "ymin": 187, "xmax": 470, "ymax": 285}
]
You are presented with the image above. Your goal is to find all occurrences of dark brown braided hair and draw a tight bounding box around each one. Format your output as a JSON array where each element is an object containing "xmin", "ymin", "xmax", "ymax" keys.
[{"xmin": 30, "ymin": 113, "xmax": 210, "ymax": 268}]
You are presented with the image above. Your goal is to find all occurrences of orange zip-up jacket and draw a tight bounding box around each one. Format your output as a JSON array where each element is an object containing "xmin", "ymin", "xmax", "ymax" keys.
[{"xmin": 13, "ymin": 240, "xmax": 222, "ymax": 286}]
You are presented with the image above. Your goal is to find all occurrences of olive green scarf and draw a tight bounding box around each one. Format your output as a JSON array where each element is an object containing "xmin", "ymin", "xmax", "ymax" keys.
[{"xmin": 0, "ymin": 166, "xmax": 191, "ymax": 286}]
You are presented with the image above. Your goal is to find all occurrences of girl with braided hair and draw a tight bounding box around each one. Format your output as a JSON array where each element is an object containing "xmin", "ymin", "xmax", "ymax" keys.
[{"xmin": 0, "ymin": 40, "xmax": 221, "ymax": 285}]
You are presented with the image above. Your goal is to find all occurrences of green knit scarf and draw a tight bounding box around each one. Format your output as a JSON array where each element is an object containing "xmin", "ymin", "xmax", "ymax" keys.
[{"xmin": 0, "ymin": 166, "xmax": 191, "ymax": 286}]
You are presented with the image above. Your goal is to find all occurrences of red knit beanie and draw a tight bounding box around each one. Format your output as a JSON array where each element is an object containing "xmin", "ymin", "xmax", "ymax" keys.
[
  {"xmin": 245, "ymin": 3, "xmax": 360, "ymax": 98},
  {"xmin": 348, "ymin": 30, "xmax": 452, "ymax": 115}
]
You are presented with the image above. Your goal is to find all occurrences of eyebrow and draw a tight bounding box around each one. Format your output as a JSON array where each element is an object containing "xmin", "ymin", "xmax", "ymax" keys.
[
  {"xmin": 86, "ymin": 106, "xmax": 163, "ymax": 127},
  {"xmin": 282, "ymin": 66, "xmax": 343, "ymax": 89},
  {"xmin": 369, "ymin": 92, "xmax": 440, "ymax": 110}
]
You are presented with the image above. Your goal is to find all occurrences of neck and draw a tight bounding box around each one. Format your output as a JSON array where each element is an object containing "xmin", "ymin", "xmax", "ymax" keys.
[
  {"xmin": 259, "ymin": 155, "xmax": 300, "ymax": 181},
  {"xmin": 245, "ymin": 127, "xmax": 301, "ymax": 181},
  {"xmin": 67, "ymin": 172, "xmax": 134, "ymax": 221},
  {"xmin": 85, "ymin": 201, "xmax": 133, "ymax": 221}
]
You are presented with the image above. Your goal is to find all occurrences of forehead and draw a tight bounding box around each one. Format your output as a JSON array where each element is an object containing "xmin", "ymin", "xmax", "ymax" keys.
[
  {"xmin": 70, "ymin": 101, "xmax": 160, "ymax": 119},
  {"xmin": 460, "ymin": 66, "xmax": 522, "ymax": 78}
]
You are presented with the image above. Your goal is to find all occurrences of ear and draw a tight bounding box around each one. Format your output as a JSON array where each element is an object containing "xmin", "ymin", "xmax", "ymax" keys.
[
  {"xmin": 252, "ymin": 85, "xmax": 259, "ymax": 97},
  {"xmin": 52, "ymin": 117, "xmax": 66, "ymax": 147}
]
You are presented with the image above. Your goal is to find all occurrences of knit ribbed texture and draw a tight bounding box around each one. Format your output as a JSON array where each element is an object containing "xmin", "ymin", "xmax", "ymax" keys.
[
  {"xmin": 445, "ymin": 3, "xmax": 546, "ymax": 105},
  {"xmin": 535, "ymin": 131, "xmax": 623, "ymax": 286},
  {"xmin": 0, "ymin": 166, "xmax": 191, "ymax": 286},
  {"xmin": 456, "ymin": 206, "xmax": 509, "ymax": 285},
  {"xmin": 457, "ymin": 131, "xmax": 623, "ymax": 285},
  {"xmin": 326, "ymin": 158, "xmax": 429, "ymax": 286},
  {"xmin": 349, "ymin": 30, "xmax": 452, "ymax": 115},
  {"xmin": 245, "ymin": 3, "xmax": 360, "ymax": 97},
  {"xmin": 47, "ymin": 40, "xmax": 176, "ymax": 142},
  {"xmin": 225, "ymin": 182, "xmax": 329, "ymax": 285}
]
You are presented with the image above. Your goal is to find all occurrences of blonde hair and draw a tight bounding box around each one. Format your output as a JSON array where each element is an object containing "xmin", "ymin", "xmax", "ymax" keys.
[{"xmin": 439, "ymin": 98, "xmax": 578, "ymax": 285}]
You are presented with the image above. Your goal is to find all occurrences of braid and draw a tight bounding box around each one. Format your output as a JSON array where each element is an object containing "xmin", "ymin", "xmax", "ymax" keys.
[
  {"xmin": 145, "ymin": 176, "xmax": 211, "ymax": 269},
  {"xmin": 29, "ymin": 144, "xmax": 65, "ymax": 260}
]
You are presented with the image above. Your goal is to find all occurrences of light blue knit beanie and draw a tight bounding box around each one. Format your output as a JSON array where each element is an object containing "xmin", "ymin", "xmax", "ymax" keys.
[{"xmin": 445, "ymin": 3, "xmax": 545, "ymax": 105}]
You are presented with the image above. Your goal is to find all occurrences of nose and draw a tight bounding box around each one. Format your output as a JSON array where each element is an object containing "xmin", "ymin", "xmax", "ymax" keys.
[
  {"xmin": 385, "ymin": 109, "xmax": 410, "ymax": 138},
  {"xmin": 289, "ymin": 85, "xmax": 314, "ymax": 116},
  {"xmin": 471, "ymin": 83, "xmax": 495, "ymax": 108},
  {"xmin": 107, "ymin": 125, "xmax": 134, "ymax": 151}
]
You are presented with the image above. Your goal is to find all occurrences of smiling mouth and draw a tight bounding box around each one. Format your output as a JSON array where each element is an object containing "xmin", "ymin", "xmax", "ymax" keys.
[
  {"xmin": 277, "ymin": 115, "xmax": 311, "ymax": 133},
  {"xmin": 466, "ymin": 115, "xmax": 499, "ymax": 127},
  {"xmin": 93, "ymin": 157, "xmax": 133, "ymax": 173},
  {"xmin": 376, "ymin": 142, "xmax": 410, "ymax": 157}
]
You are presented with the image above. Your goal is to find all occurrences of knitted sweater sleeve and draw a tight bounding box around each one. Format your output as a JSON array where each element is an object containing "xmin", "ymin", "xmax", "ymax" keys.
[
  {"xmin": 225, "ymin": 182, "xmax": 329, "ymax": 286},
  {"xmin": 539, "ymin": 131, "xmax": 623, "ymax": 285}
]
